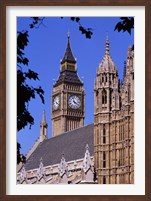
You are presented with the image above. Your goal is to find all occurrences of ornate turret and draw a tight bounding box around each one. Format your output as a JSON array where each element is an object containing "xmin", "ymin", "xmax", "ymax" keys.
[
  {"xmin": 97, "ymin": 35, "xmax": 118, "ymax": 74},
  {"xmin": 94, "ymin": 35, "xmax": 120, "ymax": 184},
  {"xmin": 94, "ymin": 35, "xmax": 119, "ymax": 113}
]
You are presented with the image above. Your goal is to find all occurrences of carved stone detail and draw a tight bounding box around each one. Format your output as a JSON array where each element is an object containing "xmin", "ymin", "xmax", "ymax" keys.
[
  {"xmin": 58, "ymin": 154, "xmax": 68, "ymax": 177},
  {"xmin": 19, "ymin": 165, "xmax": 27, "ymax": 184},
  {"xmin": 83, "ymin": 144, "xmax": 93, "ymax": 173},
  {"xmin": 37, "ymin": 158, "xmax": 45, "ymax": 181}
]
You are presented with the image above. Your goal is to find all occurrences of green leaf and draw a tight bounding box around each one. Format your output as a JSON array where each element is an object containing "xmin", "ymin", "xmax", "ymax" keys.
[{"xmin": 25, "ymin": 69, "xmax": 39, "ymax": 80}]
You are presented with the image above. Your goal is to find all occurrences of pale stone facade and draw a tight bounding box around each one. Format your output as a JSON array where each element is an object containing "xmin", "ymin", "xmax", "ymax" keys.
[
  {"xmin": 94, "ymin": 38, "xmax": 134, "ymax": 184},
  {"xmin": 17, "ymin": 144, "xmax": 95, "ymax": 184}
]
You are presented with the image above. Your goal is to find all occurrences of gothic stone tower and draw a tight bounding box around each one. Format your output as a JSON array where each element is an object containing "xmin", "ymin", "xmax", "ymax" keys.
[
  {"xmin": 120, "ymin": 46, "xmax": 134, "ymax": 184},
  {"xmin": 52, "ymin": 34, "xmax": 85, "ymax": 137},
  {"xmin": 94, "ymin": 37, "xmax": 134, "ymax": 184}
]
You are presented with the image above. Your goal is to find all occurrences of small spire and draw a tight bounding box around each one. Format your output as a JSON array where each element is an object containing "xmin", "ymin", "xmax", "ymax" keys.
[
  {"xmin": 105, "ymin": 33, "xmax": 110, "ymax": 55},
  {"xmin": 123, "ymin": 61, "xmax": 126, "ymax": 80},
  {"xmin": 62, "ymin": 153, "xmax": 65, "ymax": 159},
  {"xmin": 40, "ymin": 110, "xmax": 47, "ymax": 142},
  {"xmin": 41, "ymin": 110, "xmax": 46, "ymax": 124},
  {"xmin": 40, "ymin": 157, "xmax": 43, "ymax": 163},
  {"xmin": 86, "ymin": 144, "xmax": 89, "ymax": 150}
]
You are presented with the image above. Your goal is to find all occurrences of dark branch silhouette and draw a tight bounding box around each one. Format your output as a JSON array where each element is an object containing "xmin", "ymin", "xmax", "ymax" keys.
[{"xmin": 17, "ymin": 18, "xmax": 45, "ymax": 164}]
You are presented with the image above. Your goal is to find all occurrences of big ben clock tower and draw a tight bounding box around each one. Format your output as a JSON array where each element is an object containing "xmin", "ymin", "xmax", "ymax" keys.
[{"xmin": 51, "ymin": 33, "xmax": 85, "ymax": 137}]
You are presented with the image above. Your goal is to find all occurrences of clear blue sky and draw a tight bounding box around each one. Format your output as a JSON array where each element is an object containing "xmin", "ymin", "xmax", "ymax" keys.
[{"xmin": 17, "ymin": 17, "xmax": 134, "ymax": 155}]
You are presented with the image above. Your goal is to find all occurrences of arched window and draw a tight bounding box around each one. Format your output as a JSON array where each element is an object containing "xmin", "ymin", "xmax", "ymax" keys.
[
  {"xmin": 102, "ymin": 75, "xmax": 104, "ymax": 83},
  {"xmin": 106, "ymin": 74, "xmax": 107, "ymax": 82},
  {"xmin": 103, "ymin": 151, "xmax": 106, "ymax": 168},
  {"xmin": 110, "ymin": 89, "xmax": 113, "ymax": 110},
  {"xmin": 119, "ymin": 149, "xmax": 125, "ymax": 166},
  {"xmin": 103, "ymin": 124, "xmax": 106, "ymax": 144},
  {"xmin": 102, "ymin": 89, "xmax": 107, "ymax": 104},
  {"xmin": 103, "ymin": 176, "xmax": 106, "ymax": 184},
  {"xmin": 122, "ymin": 125, "xmax": 124, "ymax": 140},
  {"xmin": 119, "ymin": 125, "xmax": 121, "ymax": 141},
  {"xmin": 119, "ymin": 123, "xmax": 125, "ymax": 141},
  {"xmin": 105, "ymin": 92, "xmax": 107, "ymax": 103},
  {"xmin": 128, "ymin": 84, "xmax": 131, "ymax": 102},
  {"xmin": 97, "ymin": 128, "xmax": 100, "ymax": 145},
  {"xmin": 132, "ymin": 72, "xmax": 134, "ymax": 80},
  {"xmin": 96, "ymin": 90, "xmax": 99, "ymax": 107}
]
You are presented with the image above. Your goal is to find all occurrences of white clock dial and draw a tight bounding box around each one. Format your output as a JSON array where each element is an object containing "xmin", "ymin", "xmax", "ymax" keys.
[
  {"xmin": 68, "ymin": 95, "xmax": 81, "ymax": 109},
  {"xmin": 53, "ymin": 96, "xmax": 60, "ymax": 110}
]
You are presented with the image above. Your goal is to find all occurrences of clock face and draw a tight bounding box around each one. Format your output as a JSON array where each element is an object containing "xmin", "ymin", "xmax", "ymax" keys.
[
  {"xmin": 53, "ymin": 96, "xmax": 60, "ymax": 110},
  {"xmin": 68, "ymin": 95, "xmax": 81, "ymax": 109}
]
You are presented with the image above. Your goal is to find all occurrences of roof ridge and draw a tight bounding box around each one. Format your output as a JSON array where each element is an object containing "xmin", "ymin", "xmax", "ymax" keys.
[{"xmin": 50, "ymin": 123, "xmax": 94, "ymax": 140}]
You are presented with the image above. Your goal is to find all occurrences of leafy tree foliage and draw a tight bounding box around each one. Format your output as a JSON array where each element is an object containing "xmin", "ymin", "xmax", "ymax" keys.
[
  {"xmin": 61, "ymin": 17, "xmax": 93, "ymax": 39},
  {"xmin": 114, "ymin": 17, "xmax": 134, "ymax": 34},
  {"xmin": 63, "ymin": 17, "xmax": 134, "ymax": 37},
  {"xmin": 114, "ymin": 17, "xmax": 134, "ymax": 87},
  {"xmin": 17, "ymin": 18, "xmax": 45, "ymax": 164}
]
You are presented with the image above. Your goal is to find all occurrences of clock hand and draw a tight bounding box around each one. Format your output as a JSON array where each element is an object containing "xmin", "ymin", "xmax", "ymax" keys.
[
  {"xmin": 74, "ymin": 101, "xmax": 79, "ymax": 107},
  {"xmin": 73, "ymin": 100, "xmax": 78, "ymax": 105},
  {"xmin": 55, "ymin": 101, "xmax": 59, "ymax": 105}
]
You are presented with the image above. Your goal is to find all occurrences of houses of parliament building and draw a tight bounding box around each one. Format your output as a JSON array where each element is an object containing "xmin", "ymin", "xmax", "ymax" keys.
[{"xmin": 17, "ymin": 33, "xmax": 134, "ymax": 184}]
